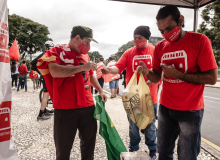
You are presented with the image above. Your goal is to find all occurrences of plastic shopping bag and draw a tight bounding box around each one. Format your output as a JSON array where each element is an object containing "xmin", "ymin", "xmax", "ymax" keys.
[{"xmin": 122, "ymin": 71, "xmax": 154, "ymax": 129}]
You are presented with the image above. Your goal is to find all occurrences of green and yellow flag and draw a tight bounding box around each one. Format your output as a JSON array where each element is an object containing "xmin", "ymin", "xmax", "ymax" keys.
[{"xmin": 94, "ymin": 96, "xmax": 127, "ymax": 160}]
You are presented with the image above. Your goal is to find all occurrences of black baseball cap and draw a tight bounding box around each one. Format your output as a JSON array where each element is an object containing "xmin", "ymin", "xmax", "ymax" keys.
[{"xmin": 71, "ymin": 26, "xmax": 98, "ymax": 43}]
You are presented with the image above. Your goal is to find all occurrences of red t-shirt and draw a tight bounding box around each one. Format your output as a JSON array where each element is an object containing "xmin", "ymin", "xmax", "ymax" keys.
[
  {"xmin": 115, "ymin": 43, "xmax": 158, "ymax": 104},
  {"xmin": 18, "ymin": 64, "xmax": 28, "ymax": 75},
  {"xmin": 153, "ymin": 32, "xmax": 218, "ymax": 111},
  {"xmin": 30, "ymin": 70, "xmax": 38, "ymax": 78},
  {"xmin": 40, "ymin": 44, "xmax": 94, "ymax": 109}
]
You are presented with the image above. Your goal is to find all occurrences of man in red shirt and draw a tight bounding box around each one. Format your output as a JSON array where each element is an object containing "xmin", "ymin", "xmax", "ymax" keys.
[
  {"xmin": 102, "ymin": 26, "xmax": 158, "ymax": 159},
  {"xmin": 17, "ymin": 60, "xmax": 28, "ymax": 92},
  {"xmin": 107, "ymin": 56, "xmax": 120, "ymax": 98},
  {"xmin": 37, "ymin": 26, "xmax": 107, "ymax": 160},
  {"xmin": 95, "ymin": 57, "xmax": 105, "ymax": 94},
  {"xmin": 137, "ymin": 5, "xmax": 218, "ymax": 160}
]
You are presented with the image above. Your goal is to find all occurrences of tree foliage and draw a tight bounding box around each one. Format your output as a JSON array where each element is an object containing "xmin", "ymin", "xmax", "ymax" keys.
[
  {"xmin": 198, "ymin": 0, "xmax": 220, "ymax": 66},
  {"xmin": 8, "ymin": 14, "xmax": 52, "ymax": 59},
  {"xmin": 113, "ymin": 40, "xmax": 135, "ymax": 61},
  {"xmin": 87, "ymin": 51, "xmax": 103, "ymax": 63}
]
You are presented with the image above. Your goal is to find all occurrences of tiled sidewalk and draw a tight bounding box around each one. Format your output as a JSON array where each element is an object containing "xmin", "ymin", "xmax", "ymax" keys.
[{"xmin": 10, "ymin": 80, "xmax": 218, "ymax": 160}]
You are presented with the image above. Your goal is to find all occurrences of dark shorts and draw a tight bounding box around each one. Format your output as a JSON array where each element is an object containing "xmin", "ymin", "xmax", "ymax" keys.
[{"xmin": 40, "ymin": 76, "xmax": 48, "ymax": 92}]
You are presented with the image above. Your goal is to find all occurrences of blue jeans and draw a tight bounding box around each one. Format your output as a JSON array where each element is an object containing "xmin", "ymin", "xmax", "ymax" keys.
[
  {"xmin": 128, "ymin": 104, "xmax": 157, "ymax": 151},
  {"xmin": 17, "ymin": 74, "xmax": 27, "ymax": 91},
  {"xmin": 157, "ymin": 104, "xmax": 204, "ymax": 160},
  {"xmin": 11, "ymin": 74, "xmax": 18, "ymax": 87},
  {"xmin": 109, "ymin": 79, "xmax": 119, "ymax": 89}
]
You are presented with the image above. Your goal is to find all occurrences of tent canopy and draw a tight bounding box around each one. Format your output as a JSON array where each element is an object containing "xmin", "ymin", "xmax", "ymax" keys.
[
  {"xmin": 110, "ymin": 0, "xmax": 216, "ymax": 31},
  {"xmin": 110, "ymin": 0, "xmax": 216, "ymax": 9}
]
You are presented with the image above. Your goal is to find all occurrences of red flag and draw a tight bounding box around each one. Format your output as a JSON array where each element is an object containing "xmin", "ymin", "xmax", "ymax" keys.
[{"xmin": 9, "ymin": 39, "xmax": 20, "ymax": 61}]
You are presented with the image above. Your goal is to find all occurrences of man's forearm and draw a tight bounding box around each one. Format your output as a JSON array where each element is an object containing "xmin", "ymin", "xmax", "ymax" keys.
[
  {"xmin": 109, "ymin": 66, "xmax": 120, "ymax": 74},
  {"xmin": 146, "ymin": 69, "xmax": 162, "ymax": 83},
  {"xmin": 48, "ymin": 63, "xmax": 82, "ymax": 78},
  {"xmin": 178, "ymin": 69, "xmax": 217, "ymax": 85}
]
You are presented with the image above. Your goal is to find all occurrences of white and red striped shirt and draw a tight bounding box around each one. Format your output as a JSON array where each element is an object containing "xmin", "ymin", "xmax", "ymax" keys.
[{"xmin": 96, "ymin": 61, "xmax": 105, "ymax": 79}]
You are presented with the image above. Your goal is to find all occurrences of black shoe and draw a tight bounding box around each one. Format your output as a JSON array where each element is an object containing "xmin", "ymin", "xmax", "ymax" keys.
[
  {"xmin": 44, "ymin": 108, "xmax": 54, "ymax": 116},
  {"xmin": 129, "ymin": 148, "xmax": 137, "ymax": 152},
  {"xmin": 110, "ymin": 95, "xmax": 115, "ymax": 99},
  {"xmin": 45, "ymin": 108, "xmax": 54, "ymax": 113},
  {"xmin": 149, "ymin": 150, "xmax": 157, "ymax": 160},
  {"xmin": 37, "ymin": 114, "xmax": 50, "ymax": 121}
]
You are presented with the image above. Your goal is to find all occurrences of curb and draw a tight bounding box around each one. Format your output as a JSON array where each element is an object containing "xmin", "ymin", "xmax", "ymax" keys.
[
  {"xmin": 206, "ymin": 86, "xmax": 220, "ymax": 89},
  {"xmin": 201, "ymin": 140, "xmax": 220, "ymax": 159},
  {"xmin": 103, "ymin": 90, "xmax": 220, "ymax": 159}
]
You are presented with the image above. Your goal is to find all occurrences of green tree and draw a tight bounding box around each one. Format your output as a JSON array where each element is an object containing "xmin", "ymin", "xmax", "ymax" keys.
[
  {"xmin": 114, "ymin": 40, "xmax": 135, "ymax": 61},
  {"xmin": 87, "ymin": 51, "xmax": 103, "ymax": 63},
  {"xmin": 198, "ymin": 0, "xmax": 220, "ymax": 66},
  {"xmin": 8, "ymin": 14, "xmax": 52, "ymax": 59}
]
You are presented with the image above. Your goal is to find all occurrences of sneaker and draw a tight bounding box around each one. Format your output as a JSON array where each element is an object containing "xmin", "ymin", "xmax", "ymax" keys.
[
  {"xmin": 37, "ymin": 114, "xmax": 50, "ymax": 121},
  {"xmin": 44, "ymin": 108, "xmax": 54, "ymax": 116},
  {"xmin": 129, "ymin": 148, "xmax": 137, "ymax": 152},
  {"xmin": 110, "ymin": 95, "xmax": 115, "ymax": 99},
  {"xmin": 149, "ymin": 150, "xmax": 157, "ymax": 160},
  {"xmin": 45, "ymin": 108, "xmax": 54, "ymax": 113}
]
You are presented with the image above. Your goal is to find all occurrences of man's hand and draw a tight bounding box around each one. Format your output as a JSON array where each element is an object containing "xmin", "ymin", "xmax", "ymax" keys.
[
  {"xmin": 146, "ymin": 80, "xmax": 154, "ymax": 86},
  {"xmin": 101, "ymin": 67, "xmax": 111, "ymax": 74},
  {"xmin": 81, "ymin": 62, "xmax": 97, "ymax": 71},
  {"xmin": 99, "ymin": 91, "xmax": 107, "ymax": 102},
  {"xmin": 137, "ymin": 61, "xmax": 149, "ymax": 76},
  {"xmin": 160, "ymin": 63, "xmax": 183, "ymax": 79}
]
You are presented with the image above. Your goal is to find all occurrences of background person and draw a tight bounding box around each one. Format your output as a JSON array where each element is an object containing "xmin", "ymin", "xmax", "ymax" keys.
[
  {"xmin": 17, "ymin": 60, "xmax": 28, "ymax": 92},
  {"xmin": 31, "ymin": 42, "xmax": 54, "ymax": 121},
  {"xmin": 121, "ymin": 69, "xmax": 127, "ymax": 89},
  {"xmin": 102, "ymin": 26, "xmax": 158, "ymax": 160},
  {"xmin": 11, "ymin": 61, "xmax": 19, "ymax": 89},
  {"xmin": 107, "ymin": 56, "xmax": 119, "ymax": 98},
  {"xmin": 30, "ymin": 68, "xmax": 39, "ymax": 91},
  {"xmin": 95, "ymin": 57, "xmax": 105, "ymax": 94},
  {"xmin": 137, "ymin": 5, "xmax": 218, "ymax": 160}
]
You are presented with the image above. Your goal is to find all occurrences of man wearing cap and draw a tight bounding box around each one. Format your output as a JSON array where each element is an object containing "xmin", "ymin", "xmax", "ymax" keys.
[
  {"xmin": 95, "ymin": 57, "xmax": 105, "ymax": 94},
  {"xmin": 101, "ymin": 26, "xmax": 158, "ymax": 160},
  {"xmin": 37, "ymin": 25, "xmax": 107, "ymax": 160}
]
